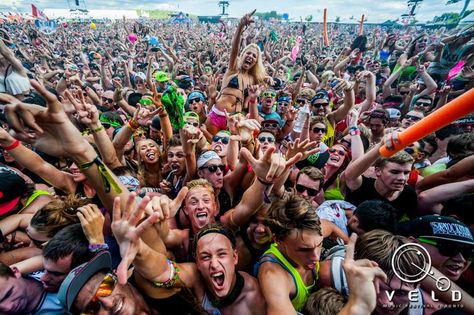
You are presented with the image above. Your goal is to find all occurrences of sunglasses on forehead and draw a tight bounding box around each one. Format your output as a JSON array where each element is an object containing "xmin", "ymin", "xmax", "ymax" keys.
[
  {"xmin": 295, "ymin": 184, "xmax": 319, "ymax": 197},
  {"xmin": 212, "ymin": 135, "xmax": 229, "ymax": 144},
  {"xmin": 200, "ymin": 164, "xmax": 225, "ymax": 173},
  {"xmin": 81, "ymin": 273, "xmax": 118, "ymax": 315}
]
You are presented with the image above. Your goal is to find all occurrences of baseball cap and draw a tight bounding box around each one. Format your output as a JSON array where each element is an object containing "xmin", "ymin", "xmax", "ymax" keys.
[
  {"xmin": 387, "ymin": 108, "xmax": 401, "ymax": 120},
  {"xmin": 0, "ymin": 167, "xmax": 29, "ymax": 216},
  {"xmin": 187, "ymin": 91, "xmax": 205, "ymax": 103},
  {"xmin": 400, "ymin": 215, "xmax": 474, "ymax": 246},
  {"xmin": 311, "ymin": 89, "xmax": 330, "ymax": 104},
  {"xmin": 183, "ymin": 111, "xmax": 200, "ymax": 122},
  {"xmin": 197, "ymin": 150, "xmax": 221, "ymax": 169},
  {"xmin": 58, "ymin": 251, "xmax": 112, "ymax": 312},
  {"xmin": 154, "ymin": 71, "xmax": 169, "ymax": 82}
]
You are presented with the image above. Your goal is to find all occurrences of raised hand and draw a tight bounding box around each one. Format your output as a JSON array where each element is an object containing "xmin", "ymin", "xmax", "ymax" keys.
[
  {"xmin": 239, "ymin": 9, "xmax": 256, "ymax": 28},
  {"xmin": 66, "ymin": 90, "xmax": 99, "ymax": 126},
  {"xmin": 146, "ymin": 187, "xmax": 188, "ymax": 221},
  {"xmin": 240, "ymin": 146, "xmax": 302, "ymax": 183},
  {"xmin": 343, "ymin": 234, "xmax": 387, "ymax": 314},
  {"xmin": 77, "ymin": 204, "xmax": 105, "ymax": 245},
  {"xmin": 229, "ymin": 118, "xmax": 261, "ymax": 143},
  {"xmin": 4, "ymin": 80, "xmax": 90, "ymax": 158},
  {"xmin": 111, "ymin": 193, "xmax": 160, "ymax": 285},
  {"xmin": 286, "ymin": 138, "xmax": 320, "ymax": 161}
]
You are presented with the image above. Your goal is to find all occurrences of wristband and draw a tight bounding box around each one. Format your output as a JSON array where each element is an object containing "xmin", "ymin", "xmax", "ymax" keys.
[
  {"xmin": 350, "ymin": 129, "xmax": 361, "ymax": 136},
  {"xmin": 91, "ymin": 126, "xmax": 104, "ymax": 134},
  {"xmin": 3, "ymin": 139, "xmax": 20, "ymax": 151},
  {"xmin": 128, "ymin": 119, "xmax": 139, "ymax": 131},
  {"xmin": 88, "ymin": 243, "xmax": 109, "ymax": 253},
  {"xmin": 349, "ymin": 126, "xmax": 359, "ymax": 132}
]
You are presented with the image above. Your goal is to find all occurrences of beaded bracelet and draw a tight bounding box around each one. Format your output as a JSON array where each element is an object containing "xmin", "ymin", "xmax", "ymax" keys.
[
  {"xmin": 153, "ymin": 260, "xmax": 181, "ymax": 288},
  {"xmin": 3, "ymin": 139, "xmax": 20, "ymax": 151}
]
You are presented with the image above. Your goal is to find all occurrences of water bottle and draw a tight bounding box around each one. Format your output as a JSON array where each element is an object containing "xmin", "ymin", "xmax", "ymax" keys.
[{"xmin": 293, "ymin": 103, "xmax": 310, "ymax": 133}]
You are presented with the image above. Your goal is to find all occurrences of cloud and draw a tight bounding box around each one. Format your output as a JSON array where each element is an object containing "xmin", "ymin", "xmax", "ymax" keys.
[{"xmin": 2, "ymin": 0, "xmax": 472, "ymax": 22}]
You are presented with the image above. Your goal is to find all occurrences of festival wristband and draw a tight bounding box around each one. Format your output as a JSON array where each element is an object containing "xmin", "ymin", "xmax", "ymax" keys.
[
  {"xmin": 3, "ymin": 139, "xmax": 20, "ymax": 151},
  {"xmin": 78, "ymin": 156, "xmax": 122, "ymax": 194},
  {"xmin": 91, "ymin": 126, "xmax": 104, "ymax": 134},
  {"xmin": 88, "ymin": 243, "xmax": 109, "ymax": 253}
]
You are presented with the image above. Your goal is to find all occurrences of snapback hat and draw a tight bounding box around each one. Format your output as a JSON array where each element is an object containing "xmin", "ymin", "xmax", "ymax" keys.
[
  {"xmin": 58, "ymin": 251, "xmax": 113, "ymax": 311},
  {"xmin": 0, "ymin": 166, "xmax": 29, "ymax": 216},
  {"xmin": 154, "ymin": 71, "xmax": 169, "ymax": 82},
  {"xmin": 401, "ymin": 215, "xmax": 474, "ymax": 246},
  {"xmin": 197, "ymin": 150, "xmax": 221, "ymax": 169},
  {"xmin": 387, "ymin": 108, "xmax": 402, "ymax": 120}
]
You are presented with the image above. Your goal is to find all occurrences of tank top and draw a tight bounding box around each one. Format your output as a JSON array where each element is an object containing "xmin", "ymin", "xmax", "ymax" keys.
[
  {"xmin": 258, "ymin": 243, "xmax": 319, "ymax": 312},
  {"xmin": 322, "ymin": 116, "xmax": 335, "ymax": 147},
  {"xmin": 324, "ymin": 176, "xmax": 345, "ymax": 201}
]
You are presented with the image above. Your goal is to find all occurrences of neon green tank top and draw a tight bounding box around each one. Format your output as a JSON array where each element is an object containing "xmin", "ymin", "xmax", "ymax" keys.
[
  {"xmin": 322, "ymin": 116, "xmax": 335, "ymax": 147},
  {"xmin": 262, "ymin": 243, "xmax": 319, "ymax": 312}
]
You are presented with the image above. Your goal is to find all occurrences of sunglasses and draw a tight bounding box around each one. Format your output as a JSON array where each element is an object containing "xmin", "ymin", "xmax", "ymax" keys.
[
  {"xmin": 102, "ymin": 98, "xmax": 113, "ymax": 103},
  {"xmin": 296, "ymin": 98, "xmax": 307, "ymax": 105},
  {"xmin": 263, "ymin": 123, "xmax": 279, "ymax": 129},
  {"xmin": 200, "ymin": 164, "xmax": 225, "ymax": 173},
  {"xmin": 261, "ymin": 91, "xmax": 276, "ymax": 98},
  {"xmin": 312, "ymin": 102, "xmax": 329, "ymax": 108},
  {"xmin": 258, "ymin": 136, "xmax": 275, "ymax": 143},
  {"xmin": 278, "ymin": 102, "xmax": 289, "ymax": 107},
  {"xmin": 186, "ymin": 121, "xmax": 199, "ymax": 128},
  {"xmin": 139, "ymin": 98, "xmax": 153, "ymax": 106},
  {"xmin": 81, "ymin": 273, "xmax": 118, "ymax": 315},
  {"xmin": 329, "ymin": 148, "xmax": 345, "ymax": 156},
  {"xmin": 212, "ymin": 135, "xmax": 230, "ymax": 144},
  {"xmin": 405, "ymin": 115, "xmax": 422, "ymax": 122},
  {"xmin": 312, "ymin": 127, "xmax": 327, "ymax": 133},
  {"xmin": 189, "ymin": 98, "xmax": 202, "ymax": 104},
  {"xmin": 135, "ymin": 79, "xmax": 144, "ymax": 84},
  {"xmin": 415, "ymin": 102, "xmax": 431, "ymax": 107},
  {"xmin": 417, "ymin": 238, "xmax": 474, "ymax": 261},
  {"xmin": 404, "ymin": 147, "xmax": 419, "ymax": 155},
  {"xmin": 158, "ymin": 59, "xmax": 166, "ymax": 62},
  {"xmin": 295, "ymin": 184, "xmax": 319, "ymax": 196},
  {"xmin": 399, "ymin": 91, "xmax": 410, "ymax": 96}
]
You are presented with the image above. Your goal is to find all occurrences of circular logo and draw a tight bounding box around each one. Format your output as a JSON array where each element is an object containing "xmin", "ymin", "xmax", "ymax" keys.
[{"xmin": 391, "ymin": 243, "xmax": 431, "ymax": 283}]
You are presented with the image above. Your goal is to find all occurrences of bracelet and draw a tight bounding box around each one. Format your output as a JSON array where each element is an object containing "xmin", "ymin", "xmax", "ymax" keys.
[
  {"xmin": 257, "ymin": 177, "xmax": 272, "ymax": 204},
  {"xmin": 78, "ymin": 156, "xmax": 122, "ymax": 193},
  {"xmin": 128, "ymin": 119, "xmax": 139, "ymax": 131},
  {"xmin": 3, "ymin": 139, "xmax": 20, "ymax": 151},
  {"xmin": 153, "ymin": 260, "xmax": 181, "ymax": 288},
  {"xmin": 349, "ymin": 126, "xmax": 359, "ymax": 132},
  {"xmin": 257, "ymin": 177, "xmax": 272, "ymax": 186},
  {"xmin": 91, "ymin": 126, "xmax": 104, "ymax": 134},
  {"xmin": 88, "ymin": 243, "xmax": 109, "ymax": 253},
  {"xmin": 350, "ymin": 129, "xmax": 361, "ymax": 136},
  {"xmin": 159, "ymin": 113, "xmax": 168, "ymax": 118}
]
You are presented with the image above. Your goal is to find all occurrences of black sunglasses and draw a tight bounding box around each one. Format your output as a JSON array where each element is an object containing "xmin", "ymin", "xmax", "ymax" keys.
[
  {"xmin": 263, "ymin": 123, "xmax": 279, "ymax": 129},
  {"xmin": 418, "ymin": 238, "xmax": 474, "ymax": 261},
  {"xmin": 186, "ymin": 121, "xmax": 199, "ymax": 128},
  {"xmin": 312, "ymin": 127, "xmax": 327, "ymax": 133},
  {"xmin": 415, "ymin": 102, "xmax": 431, "ymax": 107},
  {"xmin": 258, "ymin": 136, "xmax": 275, "ymax": 143},
  {"xmin": 200, "ymin": 164, "xmax": 225, "ymax": 173},
  {"xmin": 189, "ymin": 98, "xmax": 201, "ymax": 104},
  {"xmin": 296, "ymin": 98, "xmax": 307, "ymax": 104},
  {"xmin": 295, "ymin": 184, "xmax": 319, "ymax": 196},
  {"xmin": 399, "ymin": 91, "xmax": 410, "ymax": 95},
  {"xmin": 212, "ymin": 135, "xmax": 229, "ymax": 144},
  {"xmin": 278, "ymin": 102, "xmax": 289, "ymax": 107},
  {"xmin": 312, "ymin": 102, "xmax": 329, "ymax": 108},
  {"xmin": 405, "ymin": 115, "xmax": 422, "ymax": 122},
  {"xmin": 329, "ymin": 148, "xmax": 345, "ymax": 156},
  {"xmin": 102, "ymin": 98, "xmax": 113, "ymax": 103}
]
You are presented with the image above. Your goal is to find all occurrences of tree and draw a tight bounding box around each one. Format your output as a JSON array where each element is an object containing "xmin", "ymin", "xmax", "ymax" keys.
[
  {"xmin": 446, "ymin": 0, "xmax": 471, "ymax": 18},
  {"xmin": 305, "ymin": 15, "xmax": 313, "ymax": 22},
  {"xmin": 254, "ymin": 11, "xmax": 282, "ymax": 20},
  {"xmin": 335, "ymin": 16, "xmax": 341, "ymax": 23}
]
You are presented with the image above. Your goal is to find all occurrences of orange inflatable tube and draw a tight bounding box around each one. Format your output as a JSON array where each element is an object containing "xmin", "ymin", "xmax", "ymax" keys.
[
  {"xmin": 359, "ymin": 15, "xmax": 365, "ymax": 35},
  {"xmin": 323, "ymin": 9, "xmax": 330, "ymax": 47},
  {"xmin": 379, "ymin": 88, "xmax": 474, "ymax": 157}
]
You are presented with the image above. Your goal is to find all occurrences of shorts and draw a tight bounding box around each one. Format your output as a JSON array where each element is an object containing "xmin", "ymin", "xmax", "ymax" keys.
[{"xmin": 209, "ymin": 106, "xmax": 227, "ymax": 130}]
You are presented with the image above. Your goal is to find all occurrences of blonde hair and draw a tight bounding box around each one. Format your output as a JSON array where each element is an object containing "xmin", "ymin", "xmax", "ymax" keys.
[
  {"xmin": 186, "ymin": 179, "xmax": 216, "ymax": 197},
  {"xmin": 299, "ymin": 88, "xmax": 316, "ymax": 100},
  {"xmin": 236, "ymin": 44, "xmax": 267, "ymax": 84},
  {"xmin": 136, "ymin": 139, "xmax": 162, "ymax": 187},
  {"xmin": 304, "ymin": 288, "xmax": 347, "ymax": 315},
  {"xmin": 30, "ymin": 195, "xmax": 90, "ymax": 237}
]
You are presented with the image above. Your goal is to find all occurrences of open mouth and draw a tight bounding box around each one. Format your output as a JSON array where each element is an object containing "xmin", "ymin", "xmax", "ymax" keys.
[
  {"xmin": 211, "ymin": 271, "xmax": 225, "ymax": 290},
  {"xmin": 213, "ymin": 144, "xmax": 222, "ymax": 153},
  {"xmin": 244, "ymin": 57, "xmax": 253, "ymax": 66},
  {"xmin": 330, "ymin": 155, "xmax": 340, "ymax": 162},
  {"xmin": 146, "ymin": 151, "xmax": 157, "ymax": 161},
  {"xmin": 171, "ymin": 163, "xmax": 180, "ymax": 170},
  {"xmin": 196, "ymin": 211, "xmax": 209, "ymax": 225},
  {"xmin": 445, "ymin": 264, "xmax": 463, "ymax": 276}
]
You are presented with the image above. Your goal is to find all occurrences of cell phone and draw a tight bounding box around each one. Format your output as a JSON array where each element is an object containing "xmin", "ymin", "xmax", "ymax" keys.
[{"xmin": 150, "ymin": 47, "xmax": 159, "ymax": 52}]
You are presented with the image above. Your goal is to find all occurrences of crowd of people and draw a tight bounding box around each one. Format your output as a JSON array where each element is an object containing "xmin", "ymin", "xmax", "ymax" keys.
[{"xmin": 0, "ymin": 9, "xmax": 473, "ymax": 315}]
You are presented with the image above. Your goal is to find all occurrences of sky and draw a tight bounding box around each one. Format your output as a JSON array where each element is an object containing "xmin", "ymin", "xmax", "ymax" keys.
[{"xmin": 0, "ymin": 0, "xmax": 472, "ymax": 23}]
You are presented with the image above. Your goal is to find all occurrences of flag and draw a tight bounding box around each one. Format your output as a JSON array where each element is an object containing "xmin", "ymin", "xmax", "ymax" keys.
[{"xmin": 31, "ymin": 4, "xmax": 49, "ymax": 21}]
